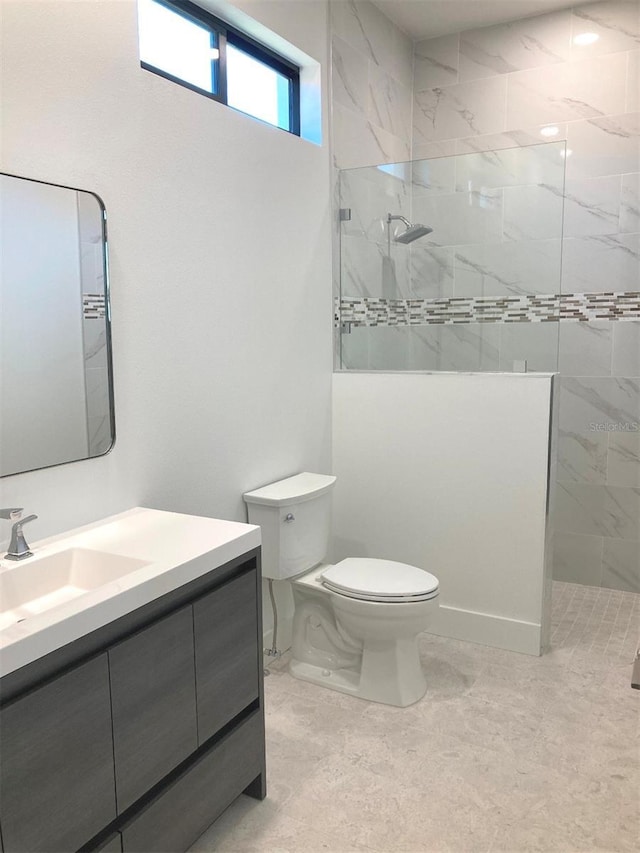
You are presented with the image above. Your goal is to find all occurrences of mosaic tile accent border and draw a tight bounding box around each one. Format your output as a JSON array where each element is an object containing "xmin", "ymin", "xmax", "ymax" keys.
[
  {"xmin": 337, "ymin": 292, "xmax": 640, "ymax": 327},
  {"xmin": 83, "ymin": 293, "xmax": 106, "ymax": 319}
]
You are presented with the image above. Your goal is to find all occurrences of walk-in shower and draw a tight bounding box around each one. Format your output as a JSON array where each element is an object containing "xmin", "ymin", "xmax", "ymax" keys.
[
  {"xmin": 337, "ymin": 140, "xmax": 567, "ymax": 373},
  {"xmin": 335, "ymin": 136, "xmax": 639, "ymax": 607}
]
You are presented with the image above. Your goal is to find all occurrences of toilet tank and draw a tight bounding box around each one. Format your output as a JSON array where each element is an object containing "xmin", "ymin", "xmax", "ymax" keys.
[{"xmin": 243, "ymin": 472, "xmax": 336, "ymax": 580}]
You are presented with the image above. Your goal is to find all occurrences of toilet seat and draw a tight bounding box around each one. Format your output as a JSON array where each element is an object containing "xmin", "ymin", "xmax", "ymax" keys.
[{"xmin": 321, "ymin": 558, "xmax": 439, "ymax": 603}]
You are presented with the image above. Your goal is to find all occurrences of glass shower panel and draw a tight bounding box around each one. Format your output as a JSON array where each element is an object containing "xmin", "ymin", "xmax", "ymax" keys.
[{"xmin": 338, "ymin": 141, "xmax": 566, "ymax": 373}]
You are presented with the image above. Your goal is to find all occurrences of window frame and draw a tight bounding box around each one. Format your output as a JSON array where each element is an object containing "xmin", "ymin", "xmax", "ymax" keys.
[{"xmin": 139, "ymin": 0, "xmax": 301, "ymax": 136}]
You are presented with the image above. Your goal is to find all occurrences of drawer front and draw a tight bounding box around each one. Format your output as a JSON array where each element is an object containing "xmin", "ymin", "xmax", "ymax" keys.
[
  {"xmin": 0, "ymin": 655, "xmax": 116, "ymax": 853},
  {"xmin": 194, "ymin": 570, "xmax": 259, "ymax": 741},
  {"xmin": 109, "ymin": 606, "xmax": 198, "ymax": 812},
  {"xmin": 92, "ymin": 832, "xmax": 123, "ymax": 852},
  {"xmin": 121, "ymin": 712, "xmax": 263, "ymax": 853}
]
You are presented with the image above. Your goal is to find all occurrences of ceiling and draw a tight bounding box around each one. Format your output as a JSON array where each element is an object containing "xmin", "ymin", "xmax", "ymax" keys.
[{"xmin": 370, "ymin": 0, "xmax": 592, "ymax": 40}]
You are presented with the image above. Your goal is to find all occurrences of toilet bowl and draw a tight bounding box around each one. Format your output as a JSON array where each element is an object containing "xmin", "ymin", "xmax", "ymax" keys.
[
  {"xmin": 290, "ymin": 560, "xmax": 439, "ymax": 706},
  {"xmin": 243, "ymin": 473, "xmax": 439, "ymax": 708}
]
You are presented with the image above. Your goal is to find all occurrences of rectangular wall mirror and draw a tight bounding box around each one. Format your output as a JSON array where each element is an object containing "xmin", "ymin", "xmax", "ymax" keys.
[{"xmin": 0, "ymin": 173, "xmax": 115, "ymax": 477}]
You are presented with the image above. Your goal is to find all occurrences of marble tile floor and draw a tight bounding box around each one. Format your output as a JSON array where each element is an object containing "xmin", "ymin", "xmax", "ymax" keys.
[{"xmin": 190, "ymin": 582, "xmax": 639, "ymax": 853}]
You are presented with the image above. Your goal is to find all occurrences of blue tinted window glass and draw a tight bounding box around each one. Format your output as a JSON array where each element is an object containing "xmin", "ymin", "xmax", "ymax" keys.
[
  {"xmin": 138, "ymin": 0, "xmax": 218, "ymax": 94},
  {"xmin": 227, "ymin": 44, "xmax": 291, "ymax": 132}
]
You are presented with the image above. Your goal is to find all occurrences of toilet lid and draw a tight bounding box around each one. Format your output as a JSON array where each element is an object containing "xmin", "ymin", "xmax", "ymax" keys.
[{"xmin": 321, "ymin": 558, "xmax": 439, "ymax": 603}]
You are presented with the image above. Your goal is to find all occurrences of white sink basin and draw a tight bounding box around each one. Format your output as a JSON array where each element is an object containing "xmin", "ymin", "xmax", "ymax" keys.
[
  {"xmin": 0, "ymin": 507, "xmax": 261, "ymax": 679},
  {"xmin": 0, "ymin": 548, "xmax": 151, "ymax": 630}
]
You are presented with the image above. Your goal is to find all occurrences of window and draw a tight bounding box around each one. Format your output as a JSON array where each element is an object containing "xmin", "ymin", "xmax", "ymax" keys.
[{"xmin": 137, "ymin": 0, "xmax": 300, "ymax": 135}]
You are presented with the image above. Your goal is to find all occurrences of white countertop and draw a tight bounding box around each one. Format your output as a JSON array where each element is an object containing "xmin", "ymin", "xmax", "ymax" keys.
[{"xmin": 0, "ymin": 507, "xmax": 260, "ymax": 678}]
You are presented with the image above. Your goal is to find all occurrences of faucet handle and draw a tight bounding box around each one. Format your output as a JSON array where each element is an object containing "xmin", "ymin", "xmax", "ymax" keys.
[
  {"xmin": 1, "ymin": 508, "xmax": 23, "ymax": 521},
  {"xmin": 5, "ymin": 514, "xmax": 38, "ymax": 561}
]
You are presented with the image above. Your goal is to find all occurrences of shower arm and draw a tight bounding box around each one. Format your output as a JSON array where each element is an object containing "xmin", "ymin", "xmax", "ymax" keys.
[
  {"xmin": 387, "ymin": 214, "xmax": 412, "ymax": 228},
  {"xmin": 386, "ymin": 213, "xmax": 412, "ymax": 255}
]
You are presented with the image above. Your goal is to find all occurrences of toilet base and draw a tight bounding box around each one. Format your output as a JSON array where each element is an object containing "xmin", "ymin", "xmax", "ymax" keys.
[
  {"xmin": 289, "ymin": 659, "xmax": 361, "ymax": 697},
  {"xmin": 289, "ymin": 635, "xmax": 428, "ymax": 708}
]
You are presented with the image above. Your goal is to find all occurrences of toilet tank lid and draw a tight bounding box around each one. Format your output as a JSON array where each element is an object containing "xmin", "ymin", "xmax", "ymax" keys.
[{"xmin": 243, "ymin": 472, "xmax": 337, "ymax": 507}]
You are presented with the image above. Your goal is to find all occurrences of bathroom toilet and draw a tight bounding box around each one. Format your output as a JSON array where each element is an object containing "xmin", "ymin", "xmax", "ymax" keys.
[{"xmin": 243, "ymin": 472, "xmax": 439, "ymax": 707}]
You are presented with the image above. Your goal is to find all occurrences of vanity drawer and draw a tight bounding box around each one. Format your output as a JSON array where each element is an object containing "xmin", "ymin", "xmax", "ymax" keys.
[
  {"xmin": 193, "ymin": 569, "xmax": 259, "ymax": 741},
  {"xmin": 92, "ymin": 832, "xmax": 123, "ymax": 852},
  {"xmin": 109, "ymin": 606, "xmax": 198, "ymax": 813},
  {"xmin": 120, "ymin": 711, "xmax": 263, "ymax": 853},
  {"xmin": 0, "ymin": 655, "xmax": 116, "ymax": 853}
]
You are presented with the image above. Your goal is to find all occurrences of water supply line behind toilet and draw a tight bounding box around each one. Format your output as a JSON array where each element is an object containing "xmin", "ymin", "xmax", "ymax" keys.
[
  {"xmin": 263, "ymin": 510, "xmax": 297, "ymax": 665},
  {"xmin": 264, "ymin": 578, "xmax": 282, "ymax": 664}
]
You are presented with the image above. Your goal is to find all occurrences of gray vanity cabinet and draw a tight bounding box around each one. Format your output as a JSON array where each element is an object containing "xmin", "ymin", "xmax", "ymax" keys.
[
  {"xmin": 0, "ymin": 655, "xmax": 116, "ymax": 853},
  {"xmin": 93, "ymin": 833, "xmax": 123, "ymax": 852},
  {"xmin": 120, "ymin": 711, "xmax": 263, "ymax": 853},
  {"xmin": 0, "ymin": 550, "xmax": 265, "ymax": 853},
  {"xmin": 109, "ymin": 605, "xmax": 198, "ymax": 812},
  {"xmin": 194, "ymin": 570, "xmax": 259, "ymax": 741}
]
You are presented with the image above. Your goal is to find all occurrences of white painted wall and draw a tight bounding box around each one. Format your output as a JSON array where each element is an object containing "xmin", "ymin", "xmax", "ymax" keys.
[
  {"xmin": 332, "ymin": 371, "xmax": 555, "ymax": 655},
  {"xmin": 0, "ymin": 177, "xmax": 88, "ymax": 476},
  {"xmin": 0, "ymin": 0, "xmax": 332, "ymax": 573}
]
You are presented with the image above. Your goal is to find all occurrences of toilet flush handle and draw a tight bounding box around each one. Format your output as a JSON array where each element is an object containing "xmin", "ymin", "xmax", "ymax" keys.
[{"xmin": 284, "ymin": 513, "xmax": 295, "ymax": 523}]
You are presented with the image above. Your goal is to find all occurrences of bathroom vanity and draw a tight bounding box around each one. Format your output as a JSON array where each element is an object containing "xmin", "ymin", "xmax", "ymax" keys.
[{"xmin": 0, "ymin": 508, "xmax": 265, "ymax": 853}]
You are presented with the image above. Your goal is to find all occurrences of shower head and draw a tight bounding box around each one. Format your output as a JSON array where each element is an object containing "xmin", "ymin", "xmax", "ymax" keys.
[
  {"xmin": 395, "ymin": 223, "xmax": 433, "ymax": 243},
  {"xmin": 387, "ymin": 213, "xmax": 433, "ymax": 244}
]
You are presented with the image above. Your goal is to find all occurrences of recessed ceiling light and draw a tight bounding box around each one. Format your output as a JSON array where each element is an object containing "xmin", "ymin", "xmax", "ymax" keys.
[
  {"xmin": 540, "ymin": 126, "xmax": 560, "ymax": 137},
  {"xmin": 573, "ymin": 32, "xmax": 600, "ymax": 46}
]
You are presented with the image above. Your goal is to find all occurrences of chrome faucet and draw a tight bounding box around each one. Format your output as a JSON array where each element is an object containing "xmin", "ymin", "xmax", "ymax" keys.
[
  {"xmin": 1, "ymin": 508, "xmax": 38, "ymax": 560},
  {"xmin": 0, "ymin": 507, "xmax": 23, "ymax": 522}
]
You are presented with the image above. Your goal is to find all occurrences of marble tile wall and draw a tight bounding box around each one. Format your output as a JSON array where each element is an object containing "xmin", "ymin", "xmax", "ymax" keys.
[
  {"xmin": 411, "ymin": 0, "xmax": 640, "ymax": 294},
  {"xmin": 339, "ymin": 140, "xmax": 568, "ymax": 373},
  {"xmin": 333, "ymin": 1, "xmax": 639, "ymax": 592},
  {"xmin": 410, "ymin": 0, "xmax": 640, "ymax": 593},
  {"xmin": 339, "ymin": 141, "xmax": 568, "ymax": 294},
  {"xmin": 410, "ymin": 141, "xmax": 567, "ymax": 312},
  {"xmin": 339, "ymin": 165, "xmax": 414, "ymax": 303},
  {"xmin": 330, "ymin": 0, "xmax": 413, "ymax": 170},
  {"xmin": 330, "ymin": 0, "xmax": 415, "ymax": 364}
]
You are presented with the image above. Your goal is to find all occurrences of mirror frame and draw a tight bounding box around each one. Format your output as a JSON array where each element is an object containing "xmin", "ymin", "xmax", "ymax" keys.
[{"xmin": 0, "ymin": 172, "xmax": 116, "ymax": 478}]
